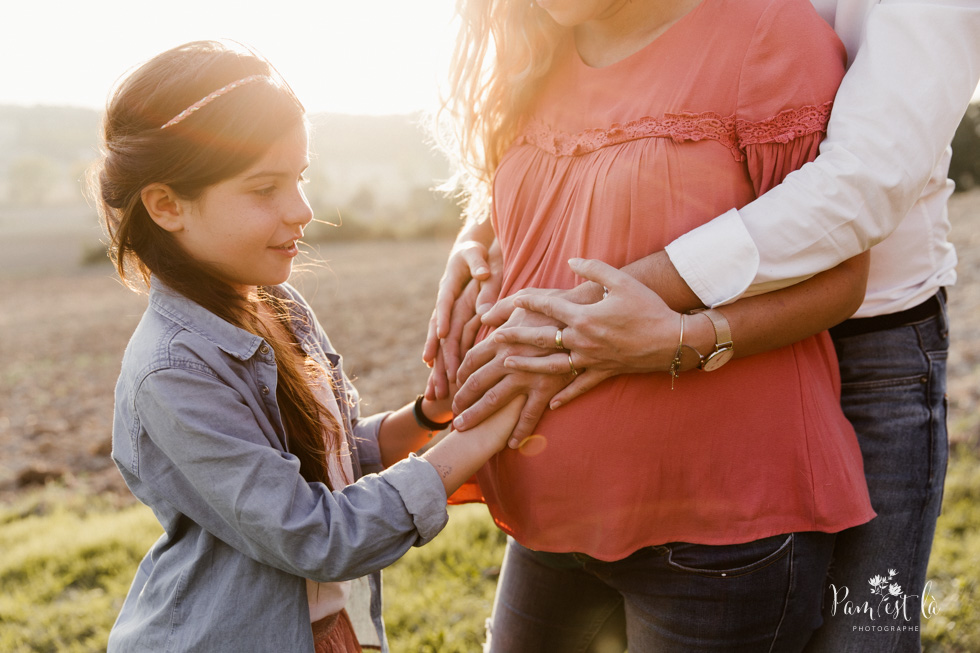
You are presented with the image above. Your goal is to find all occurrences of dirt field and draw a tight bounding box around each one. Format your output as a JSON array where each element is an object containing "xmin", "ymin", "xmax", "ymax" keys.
[
  {"xmin": 2, "ymin": 190, "xmax": 980, "ymax": 499},
  {"xmin": 0, "ymin": 236, "xmax": 454, "ymax": 498}
]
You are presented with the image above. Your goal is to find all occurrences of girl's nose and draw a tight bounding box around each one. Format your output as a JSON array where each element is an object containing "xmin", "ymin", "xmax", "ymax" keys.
[{"xmin": 287, "ymin": 187, "xmax": 314, "ymax": 228}]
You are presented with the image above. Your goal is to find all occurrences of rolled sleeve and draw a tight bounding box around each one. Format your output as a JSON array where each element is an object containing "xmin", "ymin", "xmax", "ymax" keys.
[
  {"xmin": 665, "ymin": 208, "xmax": 759, "ymax": 306},
  {"xmin": 378, "ymin": 454, "xmax": 450, "ymax": 545},
  {"xmin": 132, "ymin": 367, "xmax": 448, "ymax": 582},
  {"xmin": 667, "ymin": 2, "xmax": 980, "ymax": 302}
]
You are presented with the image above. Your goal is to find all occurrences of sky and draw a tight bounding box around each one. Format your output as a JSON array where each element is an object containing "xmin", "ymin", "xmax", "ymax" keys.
[
  {"xmin": 1, "ymin": 1, "xmax": 978, "ymax": 116},
  {"xmin": 0, "ymin": 1, "xmax": 458, "ymax": 116}
]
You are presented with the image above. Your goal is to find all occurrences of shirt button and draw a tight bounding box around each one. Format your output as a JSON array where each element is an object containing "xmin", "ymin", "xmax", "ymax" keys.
[
  {"xmin": 261, "ymin": 386, "xmax": 270, "ymax": 395},
  {"xmin": 259, "ymin": 345, "xmax": 270, "ymax": 355}
]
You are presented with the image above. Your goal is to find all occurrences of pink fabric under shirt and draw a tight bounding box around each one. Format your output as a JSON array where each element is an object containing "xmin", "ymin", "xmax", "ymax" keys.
[
  {"xmin": 307, "ymin": 373, "xmax": 354, "ymax": 622},
  {"xmin": 464, "ymin": 0, "xmax": 875, "ymax": 560}
]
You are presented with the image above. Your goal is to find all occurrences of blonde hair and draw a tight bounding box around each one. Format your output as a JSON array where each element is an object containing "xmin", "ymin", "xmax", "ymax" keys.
[{"xmin": 438, "ymin": 0, "xmax": 565, "ymax": 221}]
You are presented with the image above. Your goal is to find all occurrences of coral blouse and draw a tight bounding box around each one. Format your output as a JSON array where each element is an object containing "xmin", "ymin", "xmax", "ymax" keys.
[{"xmin": 470, "ymin": 0, "xmax": 875, "ymax": 560}]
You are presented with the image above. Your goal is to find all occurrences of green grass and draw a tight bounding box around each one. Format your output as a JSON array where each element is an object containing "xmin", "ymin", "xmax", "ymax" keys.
[
  {"xmin": 922, "ymin": 443, "xmax": 980, "ymax": 652},
  {"xmin": 1, "ymin": 450, "xmax": 978, "ymax": 651},
  {"xmin": 0, "ymin": 490, "xmax": 160, "ymax": 652}
]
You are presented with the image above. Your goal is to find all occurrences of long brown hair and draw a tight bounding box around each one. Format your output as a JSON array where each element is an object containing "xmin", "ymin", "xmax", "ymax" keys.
[
  {"xmin": 438, "ymin": 0, "xmax": 565, "ymax": 221},
  {"xmin": 93, "ymin": 40, "xmax": 340, "ymax": 488}
]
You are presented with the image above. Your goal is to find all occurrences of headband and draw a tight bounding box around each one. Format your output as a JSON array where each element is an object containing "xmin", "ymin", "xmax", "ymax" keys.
[{"xmin": 160, "ymin": 74, "xmax": 267, "ymax": 129}]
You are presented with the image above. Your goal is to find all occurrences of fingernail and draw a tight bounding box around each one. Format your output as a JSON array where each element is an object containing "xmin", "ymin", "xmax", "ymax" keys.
[
  {"xmin": 508, "ymin": 438, "xmax": 520, "ymax": 449},
  {"xmin": 550, "ymin": 400, "xmax": 562, "ymax": 410},
  {"xmin": 568, "ymin": 258, "xmax": 583, "ymax": 265},
  {"xmin": 453, "ymin": 417, "xmax": 464, "ymax": 430},
  {"xmin": 476, "ymin": 267, "xmax": 489, "ymax": 276},
  {"xmin": 476, "ymin": 303, "xmax": 493, "ymax": 314},
  {"xmin": 504, "ymin": 359, "xmax": 516, "ymax": 368}
]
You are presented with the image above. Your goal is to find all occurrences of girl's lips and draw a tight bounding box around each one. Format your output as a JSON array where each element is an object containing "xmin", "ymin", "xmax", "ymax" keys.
[{"xmin": 270, "ymin": 240, "xmax": 299, "ymax": 256}]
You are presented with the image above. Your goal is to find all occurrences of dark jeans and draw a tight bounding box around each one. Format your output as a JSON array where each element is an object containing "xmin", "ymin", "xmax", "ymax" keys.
[
  {"xmin": 806, "ymin": 294, "xmax": 950, "ymax": 653},
  {"xmin": 486, "ymin": 532, "xmax": 836, "ymax": 652}
]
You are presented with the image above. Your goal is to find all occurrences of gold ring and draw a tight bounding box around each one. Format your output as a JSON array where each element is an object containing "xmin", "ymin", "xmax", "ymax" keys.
[
  {"xmin": 567, "ymin": 353, "xmax": 578, "ymax": 377},
  {"xmin": 555, "ymin": 328, "xmax": 565, "ymax": 350}
]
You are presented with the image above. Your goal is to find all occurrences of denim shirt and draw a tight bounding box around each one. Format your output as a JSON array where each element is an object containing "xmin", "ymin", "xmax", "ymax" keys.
[{"xmin": 107, "ymin": 279, "xmax": 448, "ymax": 653}]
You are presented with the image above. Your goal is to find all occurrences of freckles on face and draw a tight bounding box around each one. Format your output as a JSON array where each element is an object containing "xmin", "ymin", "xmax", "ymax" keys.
[{"xmin": 175, "ymin": 122, "xmax": 312, "ymax": 293}]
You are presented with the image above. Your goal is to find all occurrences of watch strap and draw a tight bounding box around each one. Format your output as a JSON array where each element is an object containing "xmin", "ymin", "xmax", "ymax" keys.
[{"xmin": 702, "ymin": 309, "xmax": 732, "ymax": 349}]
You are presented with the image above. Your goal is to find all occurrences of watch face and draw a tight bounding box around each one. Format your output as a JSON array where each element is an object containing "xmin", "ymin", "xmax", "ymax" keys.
[{"xmin": 702, "ymin": 348, "xmax": 734, "ymax": 372}]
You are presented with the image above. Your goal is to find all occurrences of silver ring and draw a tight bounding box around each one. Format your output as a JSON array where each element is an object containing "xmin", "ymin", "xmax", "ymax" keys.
[
  {"xmin": 567, "ymin": 353, "xmax": 579, "ymax": 377},
  {"xmin": 555, "ymin": 328, "xmax": 565, "ymax": 350}
]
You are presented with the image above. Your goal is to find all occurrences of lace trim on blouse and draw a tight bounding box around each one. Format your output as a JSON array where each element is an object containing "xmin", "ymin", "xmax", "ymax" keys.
[{"xmin": 517, "ymin": 101, "xmax": 833, "ymax": 161}]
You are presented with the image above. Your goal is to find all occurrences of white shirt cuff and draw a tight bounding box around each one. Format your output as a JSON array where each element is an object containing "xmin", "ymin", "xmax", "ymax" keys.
[{"xmin": 665, "ymin": 208, "xmax": 759, "ymax": 307}]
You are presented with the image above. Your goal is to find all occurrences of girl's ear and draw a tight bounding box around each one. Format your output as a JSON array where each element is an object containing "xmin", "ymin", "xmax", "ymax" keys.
[{"xmin": 141, "ymin": 183, "xmax": 187, "ymax": 232}]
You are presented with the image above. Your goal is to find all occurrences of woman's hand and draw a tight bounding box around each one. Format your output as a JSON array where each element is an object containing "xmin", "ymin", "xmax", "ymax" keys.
[
  {"xmin": 493, "ymin": 258, "xmax": 684, "ymax": 408},
  {"xmin": 452, "ymin": 297, "xmax": 574, "ymax": 448},
  {"xmin": 423, "ymin": 236, "xmax": 503, "ymax": 399},
  {"xmin": 425, "ymin": 278, "xmax": 483, "ymax": 400},
  {"xmin": 422, "ymin": 227, "xmax": 501, "ymax": 365}
]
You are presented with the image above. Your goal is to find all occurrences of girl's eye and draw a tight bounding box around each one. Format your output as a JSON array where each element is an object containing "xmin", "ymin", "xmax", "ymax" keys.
[{"xmin": 254, "ymin": 185, "xmax": 277, "ymax": 197}]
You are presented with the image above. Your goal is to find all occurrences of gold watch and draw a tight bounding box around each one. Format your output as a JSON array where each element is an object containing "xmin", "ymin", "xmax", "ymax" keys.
[{"xmin": 698, "ymin": 309, "xmax": 734, "ymax": 372}]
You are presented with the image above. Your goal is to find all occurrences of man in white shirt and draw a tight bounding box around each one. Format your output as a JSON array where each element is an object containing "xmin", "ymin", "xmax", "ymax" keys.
[{"xmin": 432, "ymin": 1, "xmax": 980, "ymax": 650}]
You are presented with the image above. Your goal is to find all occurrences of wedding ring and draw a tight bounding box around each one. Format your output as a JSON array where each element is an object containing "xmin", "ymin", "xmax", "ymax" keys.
[
  {"xmin": 567, "ymin": 353, "xmax": 579, "ymax": 377},
  {"xmin": 555, "ymin": 328, "xmax": 565, "ymax": 350}
]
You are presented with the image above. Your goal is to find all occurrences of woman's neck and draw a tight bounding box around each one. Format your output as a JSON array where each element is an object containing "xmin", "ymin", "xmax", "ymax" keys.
[{"xmin": 574, "ymin": 0, "xmax": 704, "ymax": 68}]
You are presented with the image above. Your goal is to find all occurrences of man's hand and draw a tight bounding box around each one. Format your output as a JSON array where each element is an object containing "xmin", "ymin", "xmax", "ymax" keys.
[{"xmin": 494, "ymin": 258, "xmax": 681, "ymax": 408}]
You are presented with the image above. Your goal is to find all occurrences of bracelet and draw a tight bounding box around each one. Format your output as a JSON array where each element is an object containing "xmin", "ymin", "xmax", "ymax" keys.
[
  {"xmin": 413, "ymin": 394, "xmax": 452, "ymax": 431},
  {"xmin": 668, "ymin": 314, "xmax": 684, "ymax": 390}
]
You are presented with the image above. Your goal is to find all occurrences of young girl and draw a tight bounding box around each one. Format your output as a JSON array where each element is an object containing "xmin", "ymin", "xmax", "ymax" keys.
[{"xmin": 95, "ymin": 40, "xmax": 519, "ymax": 653}]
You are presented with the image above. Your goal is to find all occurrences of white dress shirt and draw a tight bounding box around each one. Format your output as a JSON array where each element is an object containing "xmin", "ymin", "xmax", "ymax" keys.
[{"xmin": 665, "ymin": 0, "xmax": 980, "ymax": 317}]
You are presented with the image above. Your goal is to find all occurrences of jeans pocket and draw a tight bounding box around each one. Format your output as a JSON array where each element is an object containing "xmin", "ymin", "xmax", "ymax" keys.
[
  {"xmin": 839, "ymin": 373, "xmax": 927, "ymax": 392},
  {"xmin": 665, "ymin": 534, "xmax": 793, "ymax": 579}
]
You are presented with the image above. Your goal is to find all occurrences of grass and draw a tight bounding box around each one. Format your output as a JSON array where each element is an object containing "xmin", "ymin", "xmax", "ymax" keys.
[
  {"xmin": 0, "ymin": 490, "xmax": 160, "ymax": 652},
  {"xmin": 1, "ymin": 447, "xmax": 978, "ymax": 651}
]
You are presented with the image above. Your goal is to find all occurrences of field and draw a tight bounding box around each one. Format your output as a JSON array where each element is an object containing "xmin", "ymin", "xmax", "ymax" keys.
[{"xmin": 2, "ymin": 190, "xmax": 980, "ymax": 650}]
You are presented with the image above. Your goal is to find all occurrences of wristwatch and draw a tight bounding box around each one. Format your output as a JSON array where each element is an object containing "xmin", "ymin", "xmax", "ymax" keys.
[{"xmin": 698, "ymin": 309, "xmax": 734, "ymax": 372}]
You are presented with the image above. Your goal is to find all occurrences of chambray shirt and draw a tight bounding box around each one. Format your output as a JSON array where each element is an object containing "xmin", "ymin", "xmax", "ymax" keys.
[{"xmin": 107, "ymin": 279, "xmax": 448, "ymax": 653}]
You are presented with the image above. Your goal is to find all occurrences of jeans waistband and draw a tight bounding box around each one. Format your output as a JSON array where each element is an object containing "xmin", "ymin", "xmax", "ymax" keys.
[{"xmin": 829, "ymin": 288, "xmax": 946, "ymax": 340}]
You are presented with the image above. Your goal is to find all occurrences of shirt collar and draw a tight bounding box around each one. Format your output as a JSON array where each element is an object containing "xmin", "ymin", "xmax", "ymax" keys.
[{"xmin": 148, "ymin": 277, "xmax": 266, "ymax": 361}]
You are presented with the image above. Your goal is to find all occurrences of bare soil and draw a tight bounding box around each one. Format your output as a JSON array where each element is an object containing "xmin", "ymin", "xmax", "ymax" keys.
[{"xmin": 2, "ymin": 190, "xmax": 980, "ymax": 501}]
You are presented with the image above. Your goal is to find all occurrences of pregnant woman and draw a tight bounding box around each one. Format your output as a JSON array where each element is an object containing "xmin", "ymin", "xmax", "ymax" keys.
[{"xmin": 430, "ymin": 0, "xmax": 876, "ymax": 650}]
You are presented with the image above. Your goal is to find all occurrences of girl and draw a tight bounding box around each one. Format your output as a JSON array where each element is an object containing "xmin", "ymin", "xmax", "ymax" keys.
[
  {"xmin": 95, "ymin": 40, "xmax": 519, "ymax": 653},
  {"xmin": 426, "ymin": 0, "xmax": 876, "ymax": 650}
]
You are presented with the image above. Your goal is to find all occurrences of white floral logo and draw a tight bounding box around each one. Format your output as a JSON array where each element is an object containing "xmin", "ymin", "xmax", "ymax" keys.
[
  {"xmin": 828, "ymin": 567, "xmax": 939, "ymax": 631},
  {"xmin": 868, "ymin": 569, "xmax": 907, "ymax": 611}
]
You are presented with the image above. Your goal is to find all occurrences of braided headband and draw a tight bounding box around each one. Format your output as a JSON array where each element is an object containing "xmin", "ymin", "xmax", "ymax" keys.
[{"xmin": 160, "ymin": 74, "xmax": 268, "ymax": 129}]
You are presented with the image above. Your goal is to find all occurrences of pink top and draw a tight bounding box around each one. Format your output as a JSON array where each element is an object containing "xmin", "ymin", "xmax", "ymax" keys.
[{"xmin": 467, "ymin": 0, "xmax": 875, "ymax": 560}]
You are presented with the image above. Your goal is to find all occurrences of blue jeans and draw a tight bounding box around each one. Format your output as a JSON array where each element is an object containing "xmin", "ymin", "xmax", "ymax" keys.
[
  {"xmin": 486, "ymin": 532, "xmax": 836, "ymax": 652},
  {"xmin": 806, "ymin": 295, "xmax": 950, "ymax": 653}
]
